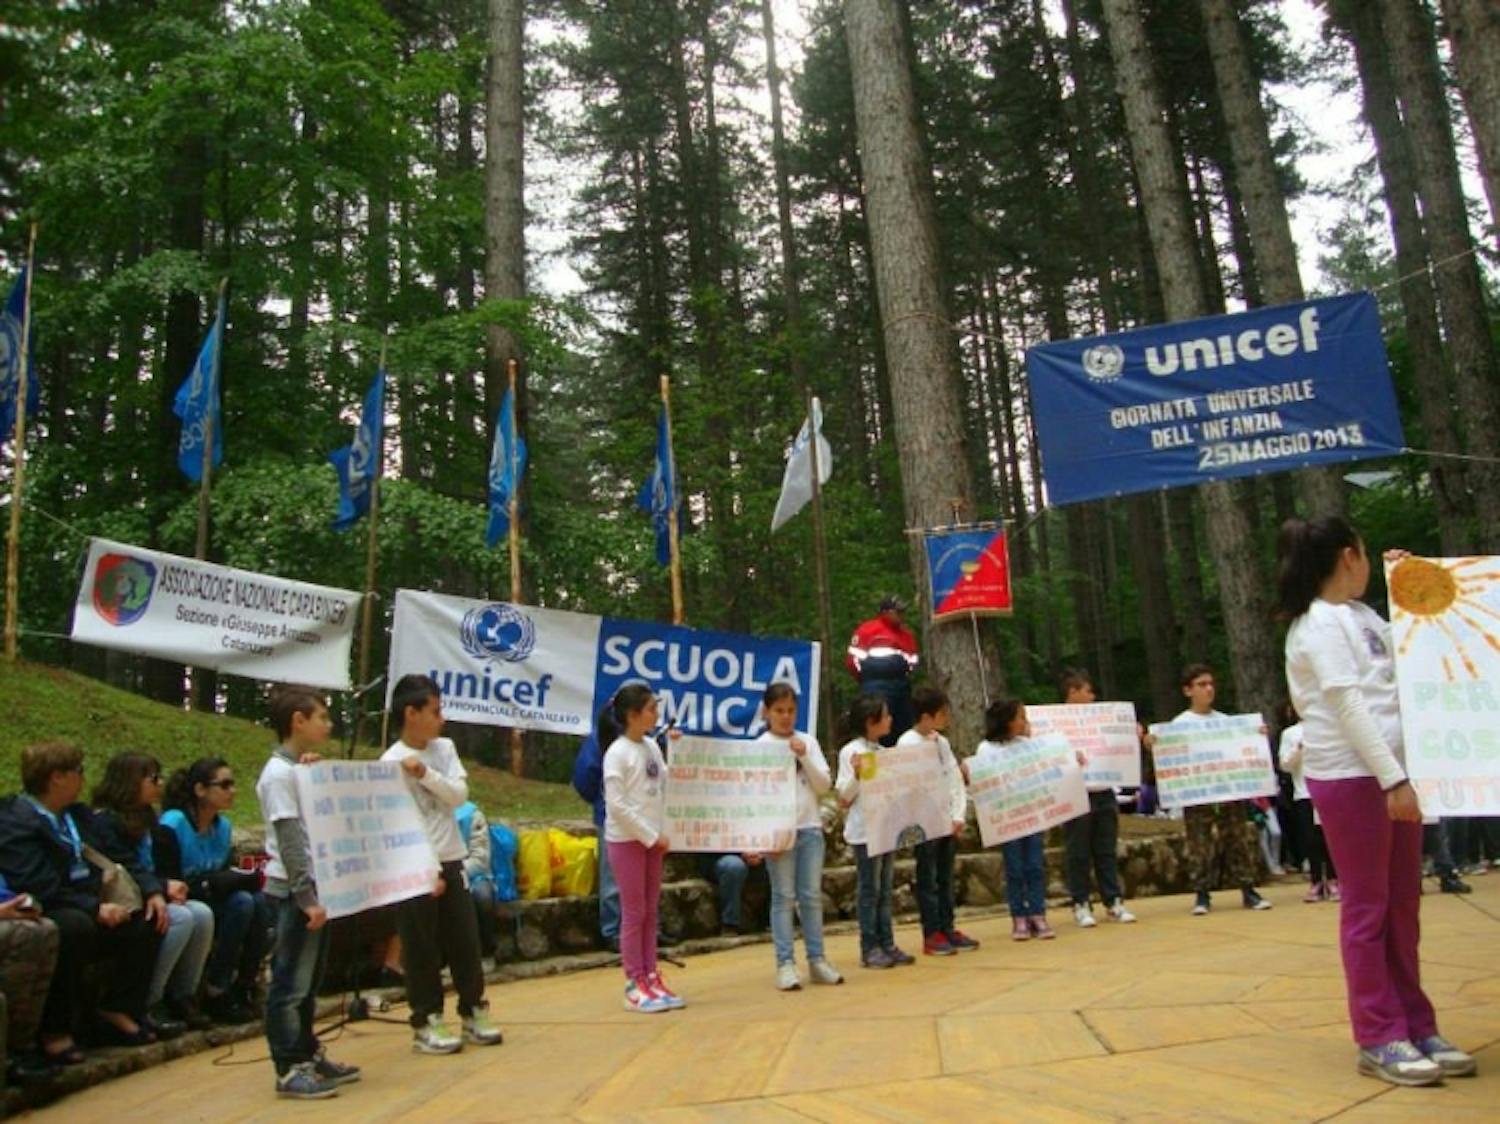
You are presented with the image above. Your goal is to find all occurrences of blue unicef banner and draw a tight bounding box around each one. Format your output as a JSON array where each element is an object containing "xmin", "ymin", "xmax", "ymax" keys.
[
  {"xmin": 1024, "ymin": 293, "xmax": 1405, "ymax": 506},
  {"xmin": 389, "ymin": 590, "xmax": 820, "ymax": 740}
]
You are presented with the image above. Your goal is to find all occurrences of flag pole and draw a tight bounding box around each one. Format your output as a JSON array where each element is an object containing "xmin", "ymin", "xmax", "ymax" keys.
[
  {"xmin": 507, "ymin": 357, "xmax": 525, "ymax": 777},
  {"xmin": 660, "ymin": 375, "xmax": 685, "ymax": 625},
  {"xmin": 351, "ymin": 339, "xmax": 387, "ymax": 758},
  {"xmin": 188, "ymin": 277, "xmax": 227, "ymax": 709},
  {"xmin": 3, "ymin": 222, "xmax": 38, "ymax": 663},
  {"xmin": 804, "ymin": 390, "xmax": 837, "ymax": 753}
]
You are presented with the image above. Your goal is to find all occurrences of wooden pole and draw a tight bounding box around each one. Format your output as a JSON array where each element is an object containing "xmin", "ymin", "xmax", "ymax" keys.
[
  {"xmin": 351, "ymin": 341, "xmax": 387, "ymax": 758},
  {"xmin": 660, "ymin": 375, "xmax": 685, "ymax": 625},
  {"xmin": 507, "ymin": 357, "xmax": 525, "ymax": 777},
  {"xmin": 804, "ymin": 392, "xmax": 838, "ymax": 753},
  {"xmin": 188, "ymin": 278, "xmax": 227, "ymax": 709},
  {"xmin": 3, "ymin": 223, "xmax": 38, "ymax": 662}
]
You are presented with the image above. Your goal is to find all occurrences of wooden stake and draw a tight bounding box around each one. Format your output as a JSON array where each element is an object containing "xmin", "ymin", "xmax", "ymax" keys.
[
  {"xmin": 804, "ymin": 392, "xmax": 837, "ymax": 753},
  {"xmin": 508, "ymin": 357, "xmax": 525, "ymax": 777},
  {"xmin": 661, "ymin": 375, "xmax": 685, "ymax": 626},
  {"xmin": 3, "ymin": 223, "xmax": 38, "ymax": 662},
  {"xmin": 351, "ymin": 340, "xmax": 387, "ymax": 758},
  {"xmin": 188, "ymin": 278, "xmax": 227, "ymax": 709}
]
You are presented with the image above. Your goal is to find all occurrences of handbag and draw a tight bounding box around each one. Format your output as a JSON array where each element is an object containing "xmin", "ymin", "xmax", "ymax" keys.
[{"xmin": 82, "ymin": 843, "xmax": 144, "ymax": 913}]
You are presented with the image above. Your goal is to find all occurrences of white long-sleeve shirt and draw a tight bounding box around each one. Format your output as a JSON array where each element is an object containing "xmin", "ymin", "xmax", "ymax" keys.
[
  {"xmin": 603, "ymin": 734, "xmax": 667, "ymax": 847},
  {"xmin": 835, "ymin": 737, "xmax": 882, "ymax": 845},
  {"xmin": 382, "ymin": 736, "xmax": 470, "ymax": 863},
  {"xmin": 757, "ymin": 731, "xmax": 831, "ymax": 829},
  {"xmin": 895, "ymin": 727, "xmax": 967, "ymax": 822},
  {"xmin": 1279, "ymin": 722, "xmax": 1309, "ymax": 801}
]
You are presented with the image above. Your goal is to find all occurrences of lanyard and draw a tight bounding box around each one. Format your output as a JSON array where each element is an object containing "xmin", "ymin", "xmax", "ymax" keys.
[{"xmin": 25, "ymin": 797, "xmax": 82, "ymax": 860}]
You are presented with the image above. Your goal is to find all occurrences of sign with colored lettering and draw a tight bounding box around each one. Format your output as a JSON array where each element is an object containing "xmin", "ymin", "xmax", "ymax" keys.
[
  {"xmin": 924, "ymin": 527, "xmax": 1012, "ymax": 621},
  {"xmin": 295, "ymin": 761, "xmax": 440, "ymax": 920},
  {"xmin": 387, "ymin": 590, "xmax": 819, "ymax": 739},
  {"xmin": 1024, "ymin": 293, "xmax": 1405, "ymax": 506},
  {"xmin": 857, "ymin": 741, "xmax": 955, "ymax": 857},
  {"xmin": 1026, "ymin": 702, "xmax": 1141, "ymax": 787},
  {"xmin": 1387, "ymin": 555, "xmax": 1500, "ymax": 815},
  {"xmin": 1148, "ymin": 714, "xmax": 1277, "ymax": 809},
  {"xmin": 969, "ymin": 735, "xmax": 1090, "ymax": 847},
  {"xmin": 664, "ymin": 736, "xmax": 799, "ymax": 853}
]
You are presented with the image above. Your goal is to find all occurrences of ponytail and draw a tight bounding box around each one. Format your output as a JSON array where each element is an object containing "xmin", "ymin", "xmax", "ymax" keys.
[{"xmin": 1276, "ymin": 516, "xmax": 1361, "ymax": 619}]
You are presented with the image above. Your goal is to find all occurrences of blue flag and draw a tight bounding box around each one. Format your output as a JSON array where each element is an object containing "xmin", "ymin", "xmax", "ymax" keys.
[
  {"xmin": 0, "ymin": 266, "xmax": 39, "ymax": 440},
  {"xmin": 485, "ymin": 387, "xmax": 527, "ymax": 547},
  {"xmin": 329, "ymin": 368, "xmax": 386, "ymax": 531},
  {"xmin": 173, "ymin": 300, "xmax": 224, "ymax": 482},
  {"xmin": 636, "ymin": 405, "xmax": 677, "ymax": 566}
]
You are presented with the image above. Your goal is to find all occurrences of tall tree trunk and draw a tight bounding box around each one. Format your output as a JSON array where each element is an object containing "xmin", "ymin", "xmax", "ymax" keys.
[
  {"xmin": 1375, "ymin": 0, "xmax": 1500, "ymax": 550},
  {"xmin": 1439, "ymin": 0, "xmax": 1500, "ymax": 237},
  {"xmin": 484, "ymin": 0, "xmax": 526, "ymax": 443},
  {"xmin": 1201, "ymin": 0, "xmax": 1346, "ymax": 518},
  {"xmin": 1328, "ymin": 0, "xmax": 1470, "ymax": 553},
  {"xmin": 1099, "ymin": 0, "xmax": 1279, "ymax": 723},
  {"xmin": 843, "ymin": 0, "xmax": 1004, "ymax": 747}
]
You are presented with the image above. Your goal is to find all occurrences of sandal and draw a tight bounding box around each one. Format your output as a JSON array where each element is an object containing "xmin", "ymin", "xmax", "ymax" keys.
[
  {"xmin": 42, "ymin": 1042, "xmax": 86, "ymax": 1066},
  {"xmin": 95, "ymin": 1015, "xmax": 156, "ymax": 1047}
]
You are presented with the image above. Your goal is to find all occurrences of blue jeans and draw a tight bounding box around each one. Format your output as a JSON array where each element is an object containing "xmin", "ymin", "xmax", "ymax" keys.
[
  {"xmin": 597, "ymin": 831, "xmax": 621, "ymax": 941},
  {"xmin": 265, "ymin": 895, "xmax": 329, "ymax": 1075},
  {"xmin": 769, "ymin": 828, "xmax": 826, "ymax": 965},
  {"xmin": 148, "ymin": 899, "xmax": 214, "ymax": 1007},
  {"xmin": 470, "ymin": 875, "xmax": 498, "ymax": 957},
  {"xmin": 706, "ymin": 854, "xmax": 750, "ymax": 928},
  {"xmin": 914, "ymin": 834, "xmax": 957, "ymax": 936},
  {"xmin": 205, "ymin": 889, "xmax": 272, "ymax": 995},
  {"xmin": 1001, "ymin": 833, "xmax": 1046, "ymax": 917},
  {"xmin": 853, "ymin": 843, "xmax": 895, "ymax": 954}
]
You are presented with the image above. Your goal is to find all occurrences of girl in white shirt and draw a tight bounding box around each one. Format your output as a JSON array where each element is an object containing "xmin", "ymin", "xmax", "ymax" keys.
[
  {"xmin": 1279, "ymin": 516, "xmax": 1472, "ymax": 1087},
  {"xmin": 1277, "ymin": 705, "xmax": 1338, "ymax": 903},
  {"xmin": 603, "ymin": 684, "xmax": 682, "ymax": 1014},
  {"xmin": 758, "ymin": 682, "xmax": 842, "ymax": 991},
  {"xmin": 975, "ymin": 699, "xmax": 1055, "ymax": 941}
]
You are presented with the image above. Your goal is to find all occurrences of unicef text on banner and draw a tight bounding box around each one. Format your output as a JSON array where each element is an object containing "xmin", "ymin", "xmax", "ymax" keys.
[
  {"xmin": 70, "ymin": 538, "xmax": 359, "ymax": 690},
  {"xmin": 857, "ymin": 742, "xmax": 954, "ymax": 857},
  {"xmin": 1026, "ymin": 702, "xmax": 1141, "ymax": 788},
  {"xmin": 294, "ymin": 761, "xmax": 441, "ymax": 920},
  {"xmin": 1148, "ymin": 714, "xmax": 1277, "ymax": 809},
  {"xmin": 1024, "ymin": 294, "xmax": 1405, "ymax": 507},
  {"xmin": 1388, "ymin": 556, "xmax": 1500, "ymax": 816},
  {"xmin": 969, "ymin": 736, "xmax": 1090, "ymax": 848},
  {"xmin": 387, "ymin": 589, "xmax": 821, "ymax": 740},
  {"xmin": 664, "ymin": 736, "xmax": 799, "ymax": 853}
]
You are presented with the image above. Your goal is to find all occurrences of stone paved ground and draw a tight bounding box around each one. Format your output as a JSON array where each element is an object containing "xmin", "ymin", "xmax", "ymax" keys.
[{"xmin": 19, "ymin": 875, "xmax": 1500, "ymax": 1122}]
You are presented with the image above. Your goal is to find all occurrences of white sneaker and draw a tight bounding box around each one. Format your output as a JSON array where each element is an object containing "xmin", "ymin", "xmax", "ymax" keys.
[
  {"xmin": 462, "ymin": 1001, "xmax": 503, "ymax": 1045},
  {"xmin": 1357, "ymin": 1039, "xmax": 1444, "ymax": 1086},
  {"xmin": 1073, "ymin": 904, "xmax": 1097, "ymax": 928},
  {"xmin": 412, "ymin": 1013, "xmax": 462, "ymax": 1054},
  {"xmin": 776, "ymin": 962, "xmax": 802, "ymax": 991},
  {"xmin": 623, "ymin": 977, "xmax": 670, "ymax": 1014},
  {"xmin": 1107, "ymin": 902, "xmax": 1137, "ymax": 923},
  {"xmin": 808, "ymin": 958, "xmax": 844, "ymax": 985}
]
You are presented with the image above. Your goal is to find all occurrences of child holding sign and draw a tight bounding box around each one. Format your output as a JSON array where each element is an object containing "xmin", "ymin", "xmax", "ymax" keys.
[
  {"xmin": 1279, "ymin": 517, "xmax": 1473, "ymax": 1087},
  {"xmin": 976, "ymin": 699, "xmax": 1054, "ymax": 941},
  {"xmin": 836, "ymin": 695, "xmax": 911, "ymax": 969},
  {"xmin": 898, "ymin": 687, "xmax": 977, "ymax": 956},
  {"xmin": 1057, "ymin": 669, "xmax": 1136, "ymax": 927},
  {"xmin": 604, "ymin": 684, "xmax": 684, "ymax": 1013},
  {"xmin": 759, "ymin": 683, "xmax": 842, "ymax": 990}
]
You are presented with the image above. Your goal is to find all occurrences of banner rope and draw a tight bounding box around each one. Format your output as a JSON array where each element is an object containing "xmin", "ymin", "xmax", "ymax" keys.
[{"xmin": 1404, "ymin": 446, "xmax": 1500, "ymax": 467}]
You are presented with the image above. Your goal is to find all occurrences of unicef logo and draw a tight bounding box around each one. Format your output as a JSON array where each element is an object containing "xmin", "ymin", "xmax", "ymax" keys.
[
  {"xmin": 460, "ymin": 603, "xmax": 536, "ymax": 664},
  {"xmin": 1081, "ymin": 344, "xmax": 1125, "ymax": 381}
]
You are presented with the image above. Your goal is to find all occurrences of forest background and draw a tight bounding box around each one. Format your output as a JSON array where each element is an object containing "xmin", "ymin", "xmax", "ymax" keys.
[{"xmin": 1, "ymin": 0, "xmax": 1497, "ymax": 776}]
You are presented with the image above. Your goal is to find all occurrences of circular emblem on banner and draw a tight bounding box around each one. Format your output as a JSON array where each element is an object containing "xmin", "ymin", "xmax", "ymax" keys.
[
  {"xmin": 1081, "ymin": 344, "xmax": 1125, "ymax": 381},
  {"xmin": 897, "ymin": 824, "xmax": 928, "ymax": 849},
  {"xmin": 460, "ymin": 603, "xmax": 536, "ymax": 664},
  {"xmin": 92, "ymin": 553, "xmax": 158, "ymax": 627}
]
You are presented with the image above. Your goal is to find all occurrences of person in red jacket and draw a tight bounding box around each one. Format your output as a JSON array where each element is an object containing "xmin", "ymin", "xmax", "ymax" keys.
[{"xmin": 845, "ymin": 596, "xmax": 919, "ymax": 744}]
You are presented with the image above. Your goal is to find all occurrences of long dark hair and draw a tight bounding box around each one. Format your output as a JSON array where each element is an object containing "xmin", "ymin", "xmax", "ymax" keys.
[
  {"xmin": 985, "ymin": 699, "xmax": 1025, "ymax": 742},
  {"xmin": 1276, "ymin": 516, "xmax": 1362, "ymax": 619},
  {"xmin": 611, "ymin": 683, "xmax": 656, "ymax": 729},
  {"xmin": 91, "ymin": 751, "xmax": 161, "ymax": 841},
  {"xmin": 163, "ymin": 756, "xmax": 229, "ymax": 823},
  {"xmin": 844, "ymin": 694, "xmax": 888, "ymax": 742}
]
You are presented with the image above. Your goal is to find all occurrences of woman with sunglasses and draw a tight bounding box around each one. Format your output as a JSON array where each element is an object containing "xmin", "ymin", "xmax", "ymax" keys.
[
  {"xmin": 91, "ymin": 752, "xmax": 213, "ymax": 1038},
  {"xmin": 161, "ymin": 758, "xmax": 272, "ymax": 1024}
]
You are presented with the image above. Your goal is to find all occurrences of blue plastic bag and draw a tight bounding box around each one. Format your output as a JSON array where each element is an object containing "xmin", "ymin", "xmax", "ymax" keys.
[{"xmin": 489, "ymin": 823, "xmax": 519, "ymax": 902}]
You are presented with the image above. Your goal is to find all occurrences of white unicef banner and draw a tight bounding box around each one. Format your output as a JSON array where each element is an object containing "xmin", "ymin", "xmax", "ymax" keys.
[
  {"xmin": 665, "ymin": 736, "xmax": 799, "ymax": 853},
  {"xmin": 295, "ymin": 761, "xmax": 440, "ymax": 920},
  {"xmin": 858, "ymin": 741, "xmax": 954, "ymax": 857},
  {"xmin": 969, "ymin": 735, "xmax": 1089, "ymax": 848},
  {"xmin": 71, "ymin": 538, "xmax": 358, "ymax": 689},
  {"xmin": 1149, "ymin": 713, "xmax": 1276, "ymax": 809},
  {"xmin": 1388, "ymin": 556, "xmax": 1500, "ymax": 815},
  {"xmin": 388, "ymin": 590, "xmax": 601, "ymax": 736},
  {"xmin": 1026, "ymin": 702, "xmax": 1141, "ymax": 787}
]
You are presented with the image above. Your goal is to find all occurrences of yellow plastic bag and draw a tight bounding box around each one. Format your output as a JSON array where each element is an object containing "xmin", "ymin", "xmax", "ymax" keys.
[
  {"xmin": 516, "ymin": 828, "xmax": 553, "ymax": 900},
  {"xmin": 548, "ymin": 828, "xmax": 599, "ymax": 897}
]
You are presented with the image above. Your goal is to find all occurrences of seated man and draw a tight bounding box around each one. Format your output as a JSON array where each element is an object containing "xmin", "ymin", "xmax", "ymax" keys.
[{"xmin": 697, "ymin": 852, "xmax": 764, "ymax": 936}]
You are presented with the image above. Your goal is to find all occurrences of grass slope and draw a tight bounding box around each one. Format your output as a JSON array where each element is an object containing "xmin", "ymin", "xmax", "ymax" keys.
[{"xmin": 0, "ymin": 661, "xmax": 584, "ymax": 825}]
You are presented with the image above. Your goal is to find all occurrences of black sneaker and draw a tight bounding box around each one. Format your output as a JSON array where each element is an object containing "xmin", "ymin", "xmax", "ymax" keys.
[
  {"xmin": 1191, "ymin": 891, "xmax": 1211, "ymax": 915},
  {"xmin": 1440, "ymin": 874, "xmax": 1473, "ymax": 894},
  {"xmin": 313, "ymin": 1046, "xmax": 362, "ymax": 1086},
  {"xmin": 1242, "ymin": 888, "xmax": 1272, "ymax": 911},
  {"xmin": 145, "ymin": 1004, "xmax": 187, "ymax": 1041}
]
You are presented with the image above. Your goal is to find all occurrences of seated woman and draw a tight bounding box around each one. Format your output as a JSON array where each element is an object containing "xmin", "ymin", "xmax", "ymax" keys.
[
  {"xmin": 91, "ymin": 753, "xmax": 214, "ymax": 1035},
  {"xmin": 159, "ymin": 757, "xmax": 271, "ymax": 1024},
  {"xmin": 0, "ymin": 742, "xmax": 164, "ymax": 1062}
]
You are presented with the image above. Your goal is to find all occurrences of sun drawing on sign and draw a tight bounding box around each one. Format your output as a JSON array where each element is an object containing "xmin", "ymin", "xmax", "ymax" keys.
[{"xmin": 1388, "ymin": 556, "xmax": 1500, "ymax": 681}]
